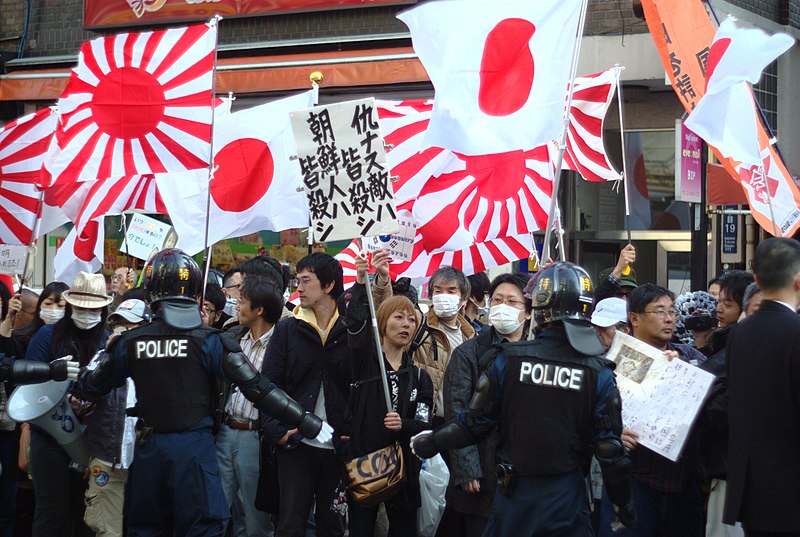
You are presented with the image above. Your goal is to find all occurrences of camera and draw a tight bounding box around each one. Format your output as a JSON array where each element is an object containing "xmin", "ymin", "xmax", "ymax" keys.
[{"xmin": 684, "ymin": 311, "xmax": 717, "ymax": 331}]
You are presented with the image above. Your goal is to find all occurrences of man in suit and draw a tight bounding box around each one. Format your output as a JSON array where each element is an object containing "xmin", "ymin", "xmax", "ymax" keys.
[{"xmin": 725, "ymin": 237, "xmax": 800, "ymax": 537}]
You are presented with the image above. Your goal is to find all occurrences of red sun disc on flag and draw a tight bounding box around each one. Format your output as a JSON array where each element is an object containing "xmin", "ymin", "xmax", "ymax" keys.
[
  {"xmin": 92, "ymin": 68, "xmax": 165, "ymax": 139},
  {"xmin": 211, "ymin": 138, "xmax": 275, "ymax": 213},
  {"xmin": 479, "ymin": 18, "xmax": 536, "ymax": 117},
  {"xmin": 52, "ymin": 24, "xmax": 216, "ymax": 183}
]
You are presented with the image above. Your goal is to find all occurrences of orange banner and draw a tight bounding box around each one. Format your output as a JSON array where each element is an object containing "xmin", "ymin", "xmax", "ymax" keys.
[
  {"xmin": 84, "ymin": 0, "xmax": 415, "ymax": 28},
  {"xmin": 642, "ymin": 0, "xmax": 800, "ymax": 236}
]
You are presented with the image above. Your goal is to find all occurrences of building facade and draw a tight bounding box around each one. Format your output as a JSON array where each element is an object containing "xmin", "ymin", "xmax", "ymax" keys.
[{"xmin": 0, "ymin": 0, "xmax": 798, "ymax": 288}]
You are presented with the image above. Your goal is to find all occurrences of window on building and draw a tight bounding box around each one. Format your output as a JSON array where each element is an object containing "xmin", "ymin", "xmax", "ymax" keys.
[{"xmin": 753, "ymin": 60, "xmax": 778, "ymax": 135}]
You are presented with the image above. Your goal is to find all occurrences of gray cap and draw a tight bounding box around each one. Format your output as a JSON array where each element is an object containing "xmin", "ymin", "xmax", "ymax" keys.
[{"xmin": 109, "ymin": 299, "xmax": 151, "ymax": 324}]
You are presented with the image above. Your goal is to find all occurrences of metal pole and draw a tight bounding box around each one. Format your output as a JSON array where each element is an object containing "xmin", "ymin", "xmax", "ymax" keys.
[
  {"xmin": 119, "ymin": 213, "xmax": 132, "ymax": 272},
  {"xmin": 760, "ymin": 162, "xmax": 781, "ymax": 237},
  {"xmin": 359, "ymin": 241, "xmax": 393, "ymax": 412},
  {"xmin": 690, "ymin": 142, "xmax": 709, "ymax": 291},
  {"xmin": 19, "ymin": 189, "xmax": 44, "ymax": 288},
  {"xmin": 200, "ymin": 15, "xmax": 223, "ymax": 305},
  {"xmin": 542, "ymin": 0, "xmax": 589, "ymax": 263},
  {"xmin": 615, "ymin": 65, "xmax": 633, "ymax": 245}
]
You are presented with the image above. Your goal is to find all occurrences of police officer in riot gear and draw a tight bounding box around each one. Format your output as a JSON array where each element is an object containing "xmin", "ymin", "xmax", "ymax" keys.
[
  {"xmin": 411, "ymin": 261, "xmax": 636, "ymax": 537},
  {"xmin": 78, "ymin": 249, "xmax": 332, "ymax": 537}
]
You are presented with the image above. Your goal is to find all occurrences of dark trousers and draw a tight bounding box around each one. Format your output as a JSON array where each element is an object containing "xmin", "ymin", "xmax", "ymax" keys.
[
  {"xmin": 126, "ymin": 428, "xmax": 228, "ymax": 537},
  {"xmin": 348, "ymin": 501, "xmax": 416, "ymax": 537},
  {"xmin": 275, "ymin": 443, "xmax": 345, "ymax": 537},
  {"xmin": 0, "ymin": 430, "xmax": 17, "ymax": 537},
  {"xmin": 484, "ymin": 471, "xmax": 592, "ymax": 537},
  {"xmin": 598, "ymin": 479, "xmax": 704, "ymax": 537},
  {"xmin": 29, "ymin": 429, "xmax": 91, "ymax": 537}
]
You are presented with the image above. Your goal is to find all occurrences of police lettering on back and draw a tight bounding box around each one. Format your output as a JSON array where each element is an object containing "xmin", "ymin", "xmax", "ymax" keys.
[
  {"xmin": 135, "ymin": 338, "xmax": 189, "ymax": 360},
  {"xmin": 518, "ymin": 361, "xmax": 583, "ymax": 391}
]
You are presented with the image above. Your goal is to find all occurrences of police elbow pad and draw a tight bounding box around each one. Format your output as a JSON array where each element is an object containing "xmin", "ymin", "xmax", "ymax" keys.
[
  {"xmin": 468, "ymin": 373, "xmax": 493, "ymax": 417},
  {"xmin": 222, "ymin": 351, "xmax": 259, "ymax": 385}
]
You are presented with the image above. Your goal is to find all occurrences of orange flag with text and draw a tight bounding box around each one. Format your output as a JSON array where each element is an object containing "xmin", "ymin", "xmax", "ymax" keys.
[{"xmin": 641, "ymin": 0, "xmax": 800, "ymax": 237}]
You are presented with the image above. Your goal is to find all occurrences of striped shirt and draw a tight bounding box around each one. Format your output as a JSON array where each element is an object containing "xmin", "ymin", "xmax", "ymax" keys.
[{"xmin": 224, "ymin": 327, "xmax": 273, "ymax": 422}]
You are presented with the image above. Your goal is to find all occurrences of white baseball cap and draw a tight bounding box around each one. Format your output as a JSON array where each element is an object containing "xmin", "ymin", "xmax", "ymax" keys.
[{"xmin": 591, "ymin": 297, "xmax": 628, "ymax": 328}]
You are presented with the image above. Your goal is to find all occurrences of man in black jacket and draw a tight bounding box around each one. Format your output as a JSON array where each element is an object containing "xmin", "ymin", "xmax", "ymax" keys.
[
  {"xmin": 261, "ymin": 253, "xmax": 365, "ymax": 537},
  {"xmin": 725, "ymin": 238, "xmax": 800, "ymax": 536}
]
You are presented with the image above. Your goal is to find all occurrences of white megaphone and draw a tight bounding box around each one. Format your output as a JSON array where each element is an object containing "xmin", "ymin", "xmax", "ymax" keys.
[{"xmin": 8, "ymin": 380, "xmax": 89, "ymax": 468}]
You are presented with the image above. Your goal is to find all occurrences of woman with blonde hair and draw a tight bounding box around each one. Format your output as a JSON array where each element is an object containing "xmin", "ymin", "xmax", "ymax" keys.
[{"xmin": 343, "ymin": 251, "xmax": 433, "ymax": 536}]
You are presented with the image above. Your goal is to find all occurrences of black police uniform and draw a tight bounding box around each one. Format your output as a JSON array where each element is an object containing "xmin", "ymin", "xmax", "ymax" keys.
[
  {"xmin": 79, "ymin": 249, "xmax": 324, "ymax": 537},
  {"xmin": 411, "ymin": 262, "xmax": 636, "ymax": 537}
]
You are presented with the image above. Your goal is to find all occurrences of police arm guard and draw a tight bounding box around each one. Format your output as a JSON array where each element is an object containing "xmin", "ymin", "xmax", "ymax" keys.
[
  {"xmin": 595, "ymin": 438, "xmax": 637, "ymax": 527},
  {"xmin": 411, "ymin": 421, "xmax": 474, "ymax": 459},
  {"xmin": 77, "ymin": 351, "xmax": 117, "ymax": 401},
  {"xmin": 222, "ymin": 350, "xmax": 323, "ymax": 439},
  {"xmin": 0, "ymin": 355, "xmax": 72, "ymax": 385}
]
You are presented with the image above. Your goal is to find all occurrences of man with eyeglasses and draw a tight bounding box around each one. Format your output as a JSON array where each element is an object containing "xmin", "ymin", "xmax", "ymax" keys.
[
  {"xmin": 442, "ymin": 272, "xmax": 532, "ymax": 537},
  {"xmin": 598, "ymin": 283, "xmax": 707, "ymax": 537}
]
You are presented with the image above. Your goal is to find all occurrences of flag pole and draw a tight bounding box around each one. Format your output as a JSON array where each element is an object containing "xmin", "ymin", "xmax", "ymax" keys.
[
  {"xmin": 119, "ymin": 212, "xmax": 133, "ymax": 272},
  {"xmin": 541, "ymin": 0, "xmax": 589, "ymax": 263},
  {"xmin": 614, "ymin": 65, "xmax": 633, "ymax": 246},
  {"xmin": 359, "ymin": 239, "xmax": 393, "ymax": 413},
  {"xmin": 200, "ymin": 15, "xmax": 223, "ymax": 305},
  {"xmin": 11, "ymin": 189, "xmax": 45, "ymax": 331},
  {"xmin": 760, "ymin": 161, "xmax": 781, "ymax": 237},
  {"xmin": 20, "ymin": 190, "xmax": 44, "ymax": 288}
]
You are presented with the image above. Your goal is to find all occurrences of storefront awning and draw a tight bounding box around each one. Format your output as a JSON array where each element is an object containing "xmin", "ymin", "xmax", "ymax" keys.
[{"xmin": 0, "ymin": 46, "xmax": 428, "ymax": 101}]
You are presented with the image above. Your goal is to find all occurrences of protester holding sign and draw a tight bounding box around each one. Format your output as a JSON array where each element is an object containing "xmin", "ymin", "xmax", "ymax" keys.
[{"xmin": 342, "ymin": 250, "xmax": 433, "ymax": 536}]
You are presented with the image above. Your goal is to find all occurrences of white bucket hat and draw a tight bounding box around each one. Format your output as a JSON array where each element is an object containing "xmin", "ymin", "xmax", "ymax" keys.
[{"xmin": 62, "ymin": 272, "xmax": 113, "ymax": 309}]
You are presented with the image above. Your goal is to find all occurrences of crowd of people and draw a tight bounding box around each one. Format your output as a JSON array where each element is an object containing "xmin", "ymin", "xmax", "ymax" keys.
[{"xmin": 0, "ymin": 238, "xmax": 795, "ymax": 537}]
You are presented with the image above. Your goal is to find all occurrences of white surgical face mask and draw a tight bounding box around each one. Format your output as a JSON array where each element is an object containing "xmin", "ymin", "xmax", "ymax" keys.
[
  {"xmin": 72, "ymin": 309, "xmax": 103, "ymax": 330},
  {"xmin": 432, "ymin": 294, "xmax": 461, "ymax": 319},
  {"xmin": 223, "ymin": 297, "xmax": 238, "ymax": 317},
  {"xmin": 472, "ymin": 298, "xmax": 489, "ymax": 318},
  {"xmin": 489, "ymin": 304, "xmax": 524, "ymax": 335},
  {"xmin": 39, "ymin": 308, "xmax": 65, "ymax": 325}
]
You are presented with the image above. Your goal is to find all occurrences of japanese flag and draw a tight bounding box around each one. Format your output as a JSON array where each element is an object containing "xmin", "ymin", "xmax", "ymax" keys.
[
  {"xmin": 53, "ymin": 219, "xmax": 104, "ymax": 285},
  {"xmin": 398, "ymin": 0, "xmax": 582, "ymax": 155},
  {"xmin": 157, "ymin": 90, "xmax": 315, "ymax": 255},
  {"xmin": 684, "ymin": 17, "xmax": 794, "ymax": 165}
]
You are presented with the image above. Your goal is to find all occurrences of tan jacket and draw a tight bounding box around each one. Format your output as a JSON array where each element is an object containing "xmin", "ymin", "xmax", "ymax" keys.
[
  {"xmin": 411, "ymin": 310, "xmax": 475, "ymax": 418},
  {"xmin": 372, "ymin": 282, "xmax": 475, "ymax": 417}
]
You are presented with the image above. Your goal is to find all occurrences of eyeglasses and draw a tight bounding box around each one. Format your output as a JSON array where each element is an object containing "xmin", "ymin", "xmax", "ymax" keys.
[
  {"xmin": 296, "ymin": 277, "xmax": 317, "ymax": 287},
  {"xmin": 490, "ymin": 296, "xmax": 525, "ymax": 309},
  {"xmin": 224, "ymin": 283, "xmax": 241, "ymax": 290},
  {"xmin": 643, "ymin": 309, "xmax": 678, "ymax": 319}
]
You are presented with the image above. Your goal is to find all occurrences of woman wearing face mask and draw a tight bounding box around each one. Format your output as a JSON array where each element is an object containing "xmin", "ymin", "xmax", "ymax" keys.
[
  {"xmin": 26, "ymin": 272, "xmax": 111, "ymax": 537},
  {"xmin": 1, "ymin": 282, "xmax": 69, "ymax": 355},
  {"xmin": 344, "ymin": 253, "xmax": 434, "ymax": 536},
  {"xmin": 441, "ymin": 272, "xmax": 532, "ymax": 537}
]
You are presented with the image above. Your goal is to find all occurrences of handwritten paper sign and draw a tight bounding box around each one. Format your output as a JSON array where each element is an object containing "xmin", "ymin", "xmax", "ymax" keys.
[
  {"xmin": 0, "ymin": 245, "xmax": 28, "ymax": 275},
  {"xmin": 363, "ymin": 213, "xmax": 416, "ymax": 261},
  {"xmin": 290, "ymin": 98, "xmax": 398, "ymax": 243},
  {"xmin": 606, "ymin": 332, "xmax": 714, "ymax": 462},
  {"xmin": 120, "ymin": 214, "xmax": 176, "ymax": 261}
]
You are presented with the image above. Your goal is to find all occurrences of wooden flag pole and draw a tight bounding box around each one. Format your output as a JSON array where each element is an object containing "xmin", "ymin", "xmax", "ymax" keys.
[
  {"xmin": 359, "ymin": 240, "xmax": 393, "ymax": 412},
  {"xmin": 542, "ymin": 0, "xmax": 590, "ymax": 263},
  {"xmin": 200, "ymin": 15, "xmax": 223, "ymax": 305}
]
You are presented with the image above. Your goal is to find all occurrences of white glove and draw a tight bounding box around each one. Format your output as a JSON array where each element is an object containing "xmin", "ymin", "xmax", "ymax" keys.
[{"xmin": 314, "ymin": 421, "xmax": 334, "ymax": 444}]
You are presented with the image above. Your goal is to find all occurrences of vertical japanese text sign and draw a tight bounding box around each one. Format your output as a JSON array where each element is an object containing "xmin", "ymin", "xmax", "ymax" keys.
[{"xmin": 290, "ymin": 98, "xmax": 399, "ymax": 243}]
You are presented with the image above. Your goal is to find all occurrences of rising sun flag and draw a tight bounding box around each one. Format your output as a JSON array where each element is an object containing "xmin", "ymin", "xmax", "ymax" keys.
[{"xmin": 46, "ymin": 23, "xmax": 217, "ymax": 186}]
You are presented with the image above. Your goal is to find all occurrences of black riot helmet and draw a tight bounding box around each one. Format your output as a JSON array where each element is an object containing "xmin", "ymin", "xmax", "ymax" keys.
[
  {"xmin": 143, "ymin": 248, "xmax": 203, "ymax": 305},
  {"xmin": 524, "ymin": 261, "xmax": 604, "ymax": 356}
]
